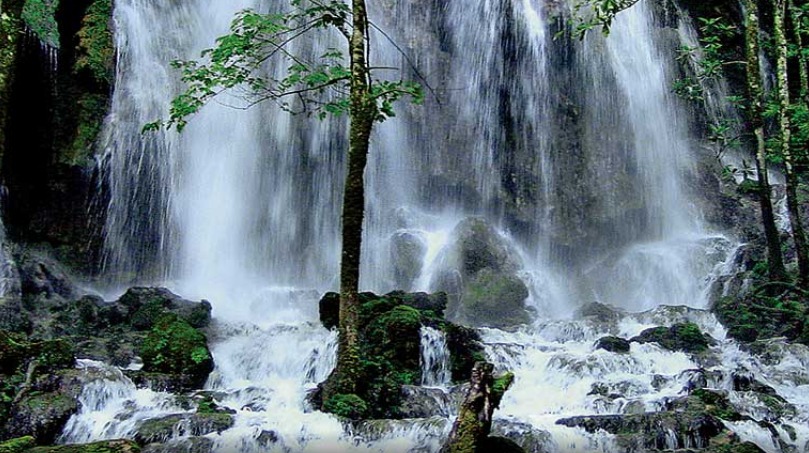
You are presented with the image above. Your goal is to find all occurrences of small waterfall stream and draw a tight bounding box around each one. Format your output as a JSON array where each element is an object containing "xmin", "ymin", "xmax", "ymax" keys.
[
  {"xmin": 72, "ymin": 0, "xmax": 809, "ymax": 451},
  {"xmin": 419, "ymin": 327, "xmax": 452, "ymax": 389}
]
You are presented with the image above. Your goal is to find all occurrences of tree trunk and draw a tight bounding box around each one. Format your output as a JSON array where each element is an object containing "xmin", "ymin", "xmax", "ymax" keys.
[
  {"xmin": 745, "ymin": 0, "xmax": 787, "ymax": 282},
  {"xmin": 441, "ymin": 362, "xmax": 515, "ymax": 453},
  {"xmin": 791, "ymin": 1, "xmax": 809, "ymax": 104},
  {"xmin": 786, "ymin": 0, "xmax": 809, "ymax": 287},
  {"xmin": 329, "ymin": 0, "xmax": 376, "ymax": 398}
]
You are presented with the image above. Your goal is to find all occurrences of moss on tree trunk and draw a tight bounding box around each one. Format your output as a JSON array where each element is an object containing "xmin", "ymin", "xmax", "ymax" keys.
[{"xmin": 441, "ymin": 362, "xmax": 515, "ymax": 453}]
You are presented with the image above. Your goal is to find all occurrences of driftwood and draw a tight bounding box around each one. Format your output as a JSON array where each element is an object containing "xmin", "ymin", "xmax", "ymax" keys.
[{"xmin": 441, "ymin": 361, "xmax": 515, "ymax": 453}]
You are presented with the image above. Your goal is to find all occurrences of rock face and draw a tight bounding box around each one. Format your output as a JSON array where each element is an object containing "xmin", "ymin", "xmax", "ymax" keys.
[
  {"xmin": 134, "ymin": 413, "xmax": 234, "ymax": 445},
  {"xmin": 391, "ymin": 231, "xmax": 427, "ymax": 291},
  {"xmin": 430, "ymin": 218, "xmax": 532, "ymax": 329},
  {"xmin": 0, "ymin": 331, "xmax": 81, "ymax": 444},
  {"xmin": 2, "ymin": 0, "xmax": 115, "ymax": 275},
  {"xmin": 557, "ymin": 391, "xmax": 735, "ymax": 451}
]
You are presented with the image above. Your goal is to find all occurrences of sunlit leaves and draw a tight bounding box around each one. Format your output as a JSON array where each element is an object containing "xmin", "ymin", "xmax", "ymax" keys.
[{"xmin": 147, "ymin": 2, "xmax": 421, "ymax": 133}]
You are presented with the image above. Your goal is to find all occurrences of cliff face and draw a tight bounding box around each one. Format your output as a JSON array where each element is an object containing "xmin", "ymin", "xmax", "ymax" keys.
[{"xmin": 0, "ymin": 0, "xmax": 113, "ymax": 274}]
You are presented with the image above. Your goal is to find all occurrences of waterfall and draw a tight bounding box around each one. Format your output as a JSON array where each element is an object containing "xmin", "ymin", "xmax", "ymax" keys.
[
  {"xmin": 78, "ymin": 0, "xmax": 809, "ymax": 451},
  {"xmin": 419, "ymin": 327, "xmax": 452, "ymax": 388}
]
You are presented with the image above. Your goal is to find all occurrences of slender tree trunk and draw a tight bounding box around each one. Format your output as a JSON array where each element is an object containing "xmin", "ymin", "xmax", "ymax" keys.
[
  {"xmin": 331, "ymin": 0, "xmax": 376, "ymax": 396},
  {"xmin": 792, "ymin": 1, "xmax": 809, "ymax": 105},
  {"xmin": 745, "ymin": 0, "xmax": 787, "ymax": 282},
  {"xmin": 786, "ymin": 0, "xmax": 809, "ymax": 287}
]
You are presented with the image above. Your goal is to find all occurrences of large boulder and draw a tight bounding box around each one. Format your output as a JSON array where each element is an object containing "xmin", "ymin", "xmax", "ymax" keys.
[
  {"xmin": 630, "ymin": 323, "xmax": 714, "ymax": 354},
  {"xmin": 138, "ymin": 315, "xmax": 214, "ymax": 391},
  {"xmin": 459, "ymin": 270, "xmax": 531, "ymax": 329},
  {"xmin": 117, "ymin": 287, "xmax": 212, "ymax": 330},
  {"xmin": 390, "ymin": 231, "xmax": 427, "ymax": 291},
  {"xmin": 431, "ymin": 218, "xmax": 531, "ymax": 329},
  {"xmin": 134, "ymin": 413, "xmax": 233, "ymax": 445},
  {"xmin": 1, "ymin": 334, "xmax": 82, "ymax": 444}
]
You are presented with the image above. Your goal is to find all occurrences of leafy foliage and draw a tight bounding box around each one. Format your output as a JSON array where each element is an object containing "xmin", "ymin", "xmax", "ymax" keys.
[
  {"xmin": 567, "ymin": 0, "xmax": 641, "ymax": 39},
  {"xmin": 146, "ymin": 3, "xmax": 422, "ymax": 132},
  {"xmin": 74, "ymin": 0, "xmax": 114, "ymax": 86}
]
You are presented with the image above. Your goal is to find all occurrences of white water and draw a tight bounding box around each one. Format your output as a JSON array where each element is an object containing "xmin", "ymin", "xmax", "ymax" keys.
[
  {"xmin": 78, "ymin": 0, "xmax": 809, "ymax": 452},
  {"xmin": 419, "ymin": 327, "xmax": 452, "ymax": 389}
]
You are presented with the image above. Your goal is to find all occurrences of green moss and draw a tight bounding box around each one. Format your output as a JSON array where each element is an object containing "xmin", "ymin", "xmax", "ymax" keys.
[
  {"xmin": 0, "ymin": 436, "xmax": 36, "ymax": 453},
  {"xmin": 74, "ymin": 0, "xmax": 113, "ymax": 85},
  {"xmin": 139, "ymin": 314, "xmax": 213, "ymax": 385},
  {"xmin": 714, "ymin": 292, "xmax": 807, "ymax": 344},
  {"xmin": 21, "ymin": 0, "xmax": 58, "ymax": 48},
  {"xmin": 631, "ymin": 322, "xmax": 711, "ymax": 353},
  {"xmin": 62, "ymin": 93, "xmax": 108, "ymax": 165},
  {"xmin": 492, "ymin": 372, "xmax": 514, "ymax": 397},
  {"xmin": 322, "ymin": 393, "xmax": 369, "ymax": 420},
  {"xmin": 691, "ymin": 389, "xmax": 742, "ymax": 421},
  {"xmin": 27, "ymin": 440, "xmax": 140, "ymax": 453}
]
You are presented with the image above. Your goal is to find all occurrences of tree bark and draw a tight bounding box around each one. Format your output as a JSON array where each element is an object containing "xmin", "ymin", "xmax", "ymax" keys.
[
  {"xmin": 745, "ymin": 0, "xmax": 787, "ymax": 282},
  {"xmin": 441, "ymin": 362, "xmax": 515, "ymax": 453},
  {"xmin": 329, "ymin": 0, "xmax": 376, "ymax": 397}
]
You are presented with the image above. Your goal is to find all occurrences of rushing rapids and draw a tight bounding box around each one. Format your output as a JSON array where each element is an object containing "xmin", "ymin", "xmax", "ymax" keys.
[{"xmin": 54, "ymin": 0, "xmax": 809, "ymax": 452}]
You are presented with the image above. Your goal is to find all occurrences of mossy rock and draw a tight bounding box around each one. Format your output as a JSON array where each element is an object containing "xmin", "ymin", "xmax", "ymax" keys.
[
  {"xmin": 119, "ymin": 288, "xmax": 212, "ymax": 331},
  {"xmin": 7, "ymin": 389, "xmax": 80, "ymax": 444},
  {"xmin": 1, "ymin": 330, "xmax": 28, "ymax": 372},
  {"xmin": 26, "ymin": 440, "xmax": 140, "ymax": 453},
  {"xmin": 595, "ymin": 336, "xmax": 630, "ymax": 353},
  {"xmin": 691, "ymin": 389, "xmax": 743, "ymax": 421},
  {"xmin": 630, "ymin": 323, "xmax": 713, "ymax": 354},
  {"xmin": 134, "ymin": 413, "xmax": 233, "ymax": 445},
  {"xmin": 321, "ymin": 393, "xmax": 369, "ymax": 420},
  {"xmin": 713, "ymin": 291, "xmax": 807, "ymax": 344},
  {"xmin": 444, "ymin": 324, "xmax": 486, "ymax": 382},
  {"xmin": 0, "ymin": 436, "xmax": 35, "ymax": 453},
  {"xmin": 459, "ymin": 270, "xmax": 531, "ymax": 329},
  {"xmin": 139, "ymin": 315, "xmax": 213, "ymax": 390}
]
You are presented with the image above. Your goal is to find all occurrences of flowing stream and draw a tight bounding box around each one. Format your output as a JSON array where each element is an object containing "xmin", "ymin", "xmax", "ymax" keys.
[{"xmin": 71, "ymin": 0, "xmax": 809, "ymax": 451}]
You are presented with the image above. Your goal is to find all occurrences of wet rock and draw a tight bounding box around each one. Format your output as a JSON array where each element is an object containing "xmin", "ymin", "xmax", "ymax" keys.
[
  {"xmin": 557, "ymin": 393, "xmax": 730, "ymax": 451},
  {"xmin": 443, "ymin": 324, "xmax": 486, "ymax": 383},
  {"xmin": 386, "ymin": 291, "xmax": 447, "ymax": 318},
  {"xmin": 430, "ymin": 218, "xmax": 531, "ymax": 329},
  {"xmin": 459, "ymin": 270, "xmax": 531, "ymax": 329},
  {"xmin": 391, "ymin": 231, "xmax": 427, "ymax": 291},
  {"xmin": 630, "ymin": 322, "xmax": 714, "ymax": 354},
  {"xmin": 4, "ymin": 369, "xmax": 84, "ymax": 444},
  {"xmin": 595, "ymin": 336, "xmax": 630, "ymax": 353},
  {"xmin": 134, "ymin": 413, "xmax": 234, "ymax": 445},
  {"xmin": 479, "ymin": 436, "xmax": 526, "ymax": 453},
  {"xmin": 399, "ymin": 385, "xmax": 452, "ymax": 418},
  {"xmin": 575, "ymin": 302, "xmax": 624, "ymax": 324},
  {"xmin": 318, "ymin": 292, "xmax": 340, "ymax": 330},
  {"xmin": 141, "ymin": 437, "xmax": 214, "ymax": 453},
  {"xmin": 25, "ymin": 439, "xmax": 142, "ymax": 453},
  {"xmin": 452, "ymin": 218, "xmax": 519, "ymax": 278},
  {"xmin": 118, "ymin": 287, "xmax": 212, "ymax": 330},
  {"xmin": 491, "ymin": 420, "xmax": 552, "ymax": 453},
  {"xmin": 16, "ymin": 252, "xmax": 78, "ymax": 307},
  {"xmin": 138, "ymin": 315, "xmax": 214, "ymax": 391},
  {"xmin": 256, "ymin": 430, "xmax": 279, "ymax": 448}
]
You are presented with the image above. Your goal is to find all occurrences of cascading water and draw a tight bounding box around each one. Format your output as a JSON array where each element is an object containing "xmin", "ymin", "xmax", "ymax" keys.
[
  {"xmin": 76, "ymin": 0, "xmax": 809, "ymax": 451},
  {"xmin": 419, "ymin": 327, "xmax": 452, "ymax": 388}
]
